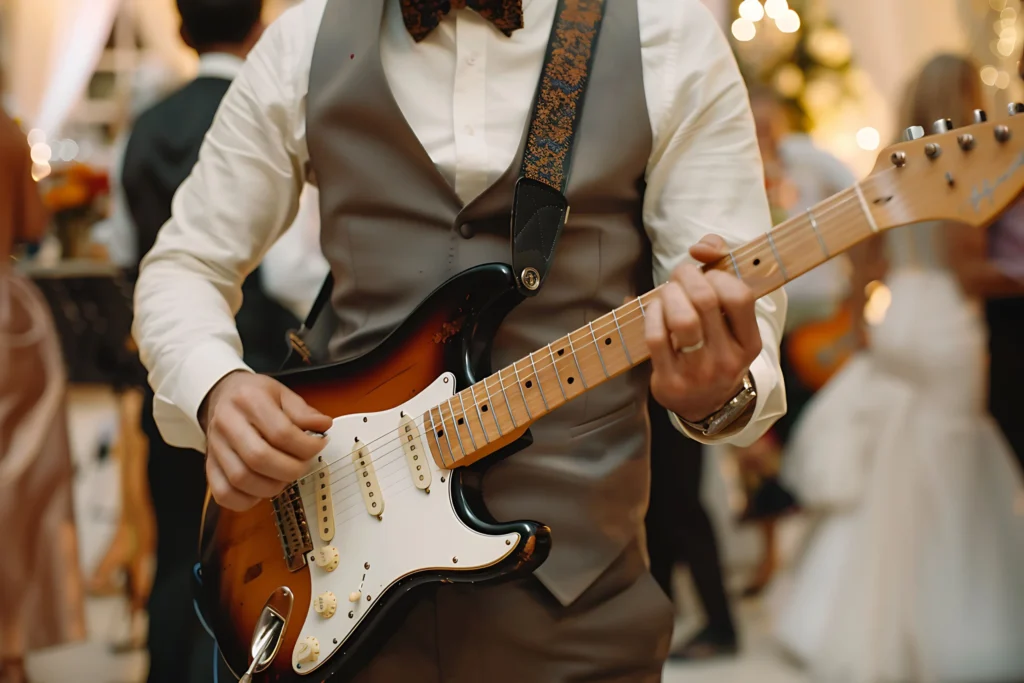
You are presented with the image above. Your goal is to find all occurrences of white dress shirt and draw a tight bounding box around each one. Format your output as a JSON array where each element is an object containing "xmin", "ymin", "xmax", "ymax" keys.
[{"xmin": 133, "ymin": 0, "xmax": 787, "ymax": 453}]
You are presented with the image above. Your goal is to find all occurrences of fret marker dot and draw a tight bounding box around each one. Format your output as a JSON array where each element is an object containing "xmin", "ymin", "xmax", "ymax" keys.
[
  {"xmin": 525, "ymin": 380, "xmax": 533, "ymax": 389},
  {"xmin": 436, "ymin": 430, "xmax": 444, "ymax": 438},
  {"xmin": 481, "ymin": 405, "xmax": 489, "ymax": 412},
  {"xmin": 457, "ymin": 418, "xmax": 464, "ymax": 426},
  {"xmin": 605, "ymin": 338, "xmax": 612, "ymax": 345},
  {"xmin": 568, "ymin": 377, "xmax": 575, "ymax": 385},
  {"xmin": 557, "ymin": 349, "xmax": 564, "ymax": 356},
  {"xmin": 753, "ymin": 258, "xmax": 761, "ymax": 266}
]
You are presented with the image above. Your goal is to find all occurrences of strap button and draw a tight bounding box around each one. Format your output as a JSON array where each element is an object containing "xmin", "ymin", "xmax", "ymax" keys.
[{"xmin": 458, "ymin": 223, "xmax": 475, "ymax": 239}]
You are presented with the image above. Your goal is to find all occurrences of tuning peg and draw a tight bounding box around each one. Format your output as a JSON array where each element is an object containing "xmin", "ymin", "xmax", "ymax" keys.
[
  {"xmin": 1008, "ymin": 103, "xmax": 1024, "ymax": 116},
  {"xmin": 902, "ymin": 126, "xmax": 926, "ymax": 142},
  {"xmin": 973, "ymin": 109, "xmax": 988, "ymax": 123},
  {"xmin": 932, "ymin": 118, "xmax": 954, "ymax": 134}
]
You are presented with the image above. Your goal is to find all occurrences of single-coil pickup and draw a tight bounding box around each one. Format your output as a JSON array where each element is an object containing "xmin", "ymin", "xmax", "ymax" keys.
[
  {"xmin": 399, "ymin": 415, "xmax": 431, "ymax": 490},
  {"xmin": 314, "ymin": 463, "xmax": 335, "ymax": 542},
  {"xmin": 352, "ymin": 440, "xmax": 384, "ymax": 517}
]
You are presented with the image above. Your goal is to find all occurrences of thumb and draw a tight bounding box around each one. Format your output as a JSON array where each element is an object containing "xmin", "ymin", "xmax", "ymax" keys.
[
  {"xmin": 688, "ymin": 234, "xmax": 730, "ymax": 265},
  {"xmin": 279, "ymin": 387, "xmax": 334, "ymax": 434}
]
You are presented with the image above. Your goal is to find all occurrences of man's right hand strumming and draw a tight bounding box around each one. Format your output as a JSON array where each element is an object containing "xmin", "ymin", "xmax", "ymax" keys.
[{"xmin": 200, "ymin": 371, "xmax": 334, "ymax": 511}]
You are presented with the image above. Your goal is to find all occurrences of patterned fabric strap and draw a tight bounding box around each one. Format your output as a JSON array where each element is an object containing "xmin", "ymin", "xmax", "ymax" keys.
[{"xmin": 520, "ymin": 0, "xmax": 606, "ymax": 194}]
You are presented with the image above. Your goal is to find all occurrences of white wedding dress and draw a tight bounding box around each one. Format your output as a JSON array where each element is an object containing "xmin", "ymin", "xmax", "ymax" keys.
[{"xmin": 770, "ymin": 223, "xmax": 1024, "ymax": 683}]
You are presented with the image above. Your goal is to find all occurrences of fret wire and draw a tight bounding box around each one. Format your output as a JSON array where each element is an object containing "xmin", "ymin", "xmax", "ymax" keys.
[
  {"xmin": 527, "ymin": 353, "xmax": 551, "ymax": 410},
  {"xmin": 469, "ymin": 384, "xmax": 492, "ymax": 440},
  {"xmin": 457, "ymin": 392, "xmax": 480, "ymax": 449},
  {"xmin": 728, "ymin": 252, "xmax": 742, "ymax": 279},
  {"xmin": 444, "ymin": 400, "xmax": 466, "ymax": 460},
  {"xmin": 588, "ymin": 321, "xmax": 610, "ymax": 377},
  {"xmin": 765, "ymin": 231, "xmax": 789, "ymax": 281},
  {"xmin": 853, "ymin": 184, "xmax": 879, "ymax": 233},
  {"xmin": 546, "ymin": 345, "xmax": 569, "ymax": 400},
  {"xmin": 490, "ymin": 374, "xmax": 515, "ymax": 430},
  {"xmin": 567, "ymin": 336, "xmax": 588, "ymax": 388},
  {"xmin": 510, "ymin": 363, "xmax": 534, "ymax": 419},
  {"xmin": 611, "ymin": 309, "xmax": 633, "ymax": 364},
  {"xmin": 729, "ymin": 189, "xmax": 865, "ymax": 269},
  {"xmin": 425, "ymin": 409, "xmax": 449, "ymax": 468},
  {"xmin": 806, "ymin": 209, "xmax": 830, "ymax": 258}
]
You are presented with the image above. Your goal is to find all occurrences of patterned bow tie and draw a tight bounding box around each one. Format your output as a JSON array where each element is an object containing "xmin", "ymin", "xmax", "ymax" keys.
[{"xmin": 400, "ymin": 0, "xmax": 524, "ymax": 42}]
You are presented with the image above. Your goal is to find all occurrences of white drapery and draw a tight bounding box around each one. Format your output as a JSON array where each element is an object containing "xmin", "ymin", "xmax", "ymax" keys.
[
  {"xmin": 7, "ymin": 0, "xmax": 121, "ymax": 135},
  {"xmin": 4, "ymin": 0, "xmax": 196, "ymax": 135}
]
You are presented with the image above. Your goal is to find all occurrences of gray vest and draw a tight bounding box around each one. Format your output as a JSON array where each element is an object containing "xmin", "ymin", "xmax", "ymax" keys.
[{"xmin": 307, "ymin": 0, "xmax": 654, "ymax": 605}]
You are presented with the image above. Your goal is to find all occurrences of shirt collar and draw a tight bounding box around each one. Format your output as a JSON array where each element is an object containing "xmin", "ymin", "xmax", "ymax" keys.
[{"xmin": 196, "ymin": 53, "xmax": 245, "ymax": 81}]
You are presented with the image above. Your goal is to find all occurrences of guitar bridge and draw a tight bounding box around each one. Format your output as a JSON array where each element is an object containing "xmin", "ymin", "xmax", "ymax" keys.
[{"xmin": 272, "ymin": 484, "xmax": 313, "ymax": 572}]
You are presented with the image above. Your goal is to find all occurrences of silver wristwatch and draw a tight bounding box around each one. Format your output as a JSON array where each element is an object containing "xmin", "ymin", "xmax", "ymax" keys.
[{"xmin": 675, "ymin": 372, "xmax": 757, "ymax": 438}]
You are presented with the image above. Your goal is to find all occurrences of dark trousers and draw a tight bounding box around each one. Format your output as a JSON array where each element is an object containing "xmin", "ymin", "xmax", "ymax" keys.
[
  {"xmin": 142, "ymin": 387, "xmax": 220, "ymax": 683},
  {"xmin": 644, "ymin": 399, "xmax": 734, "ymax": 634},
  {"xmin": 987, "ymin": 297, "xmax": 1024, "ymax": 476}
]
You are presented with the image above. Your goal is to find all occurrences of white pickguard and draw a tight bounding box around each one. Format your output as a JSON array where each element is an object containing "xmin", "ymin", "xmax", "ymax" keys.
[{"xmin": 290, "ymin": 373, "xmax": 520, "ymax": 675}]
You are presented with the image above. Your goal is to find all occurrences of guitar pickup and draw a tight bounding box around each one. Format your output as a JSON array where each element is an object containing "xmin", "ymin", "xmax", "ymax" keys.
[
  {"xmin": 399, "ymin": 414, "xmax": 431, "ymax": 490},
  {"xmin": 352, "ymin": 440, "xmax": 384, "ymax": 518},
  {"xmin": 314, "ymin": 460, "xmax": 335, "ymax": 543}
]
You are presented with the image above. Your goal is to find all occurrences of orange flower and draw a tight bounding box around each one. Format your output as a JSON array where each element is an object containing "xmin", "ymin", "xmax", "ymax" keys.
[{"xmin": 44, "ymin": 183, "xmax": 90, "ymax": 211}]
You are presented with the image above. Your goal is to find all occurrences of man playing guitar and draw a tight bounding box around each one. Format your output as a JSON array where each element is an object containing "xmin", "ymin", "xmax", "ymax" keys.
[{"xmin": 133, "ymin": 0, "xmax": 787, "ymax": 680}]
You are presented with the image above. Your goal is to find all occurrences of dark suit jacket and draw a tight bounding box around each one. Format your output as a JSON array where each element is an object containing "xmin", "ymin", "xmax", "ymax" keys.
[{"xmin": 122, "ymin": 77, "xmax": 298, "ymax": 374}]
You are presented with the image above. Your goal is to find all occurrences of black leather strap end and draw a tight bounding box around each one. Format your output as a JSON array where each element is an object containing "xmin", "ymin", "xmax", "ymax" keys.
[{"xmin": 510, "ymin": 177, "xmax": 569, "ymax": 297}]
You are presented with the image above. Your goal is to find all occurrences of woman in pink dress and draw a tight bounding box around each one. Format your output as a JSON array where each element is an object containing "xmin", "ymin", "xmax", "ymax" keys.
[{"xmin": 0, "ymin": 110, "xmax": 86, "ymax": 683}]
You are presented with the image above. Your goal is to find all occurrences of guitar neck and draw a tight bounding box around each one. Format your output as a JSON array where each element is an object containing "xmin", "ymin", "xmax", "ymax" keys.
[{"xmin": 425, "ymin": 182, "xmax": 882, "ymax": 468}]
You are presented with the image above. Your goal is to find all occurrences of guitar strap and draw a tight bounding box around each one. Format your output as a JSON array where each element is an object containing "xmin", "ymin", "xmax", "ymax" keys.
[{"xmin": 283, "ymin": 0, "xmax": 606, "ymax": 368}]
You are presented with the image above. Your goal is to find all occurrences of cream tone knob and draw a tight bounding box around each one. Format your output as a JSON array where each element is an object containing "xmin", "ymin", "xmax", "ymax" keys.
[
  {"xmin": 314, "ymin": 546, "xmax": 340, "ymax": 572},
  {"xmin": 348, "ymin": 590, "xmax": 362, "ymax": 603},
  {"xmin": 314, "ymin": 592, "xmax": 337, "ymax": 619},
  {"xmin": 296, "ymin": 636, "xmax": 320, "ymax": 663}
]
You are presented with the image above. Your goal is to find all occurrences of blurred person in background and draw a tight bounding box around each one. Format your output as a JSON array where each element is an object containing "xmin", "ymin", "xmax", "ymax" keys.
[
  {"xmin": 772, "ymin": 54, "xmax": 1024, "ymax": 683},
  {"xmin": 732, "ymin": 87, "xmax": 859, "ymax": 596},
  {"xmin": 0, "ymin": 107, "xmax": 85, "ymax": 683},
  {"xmin": 119, "ymin": 1, "xmax": 304, "ymax": 681},
  {"xmin": 979, "ymin": 21, "xmax": 1024, "ymax": 476}
]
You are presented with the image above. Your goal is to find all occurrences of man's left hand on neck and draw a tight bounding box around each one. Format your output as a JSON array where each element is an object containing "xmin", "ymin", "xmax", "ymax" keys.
[{"xmin": 645, "ymin": 234, "xmax": 761, "ymax": 428}]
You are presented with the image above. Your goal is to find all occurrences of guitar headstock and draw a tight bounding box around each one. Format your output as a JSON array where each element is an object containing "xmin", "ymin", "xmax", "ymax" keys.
[{"xmin": 867, "ymin": 104, "xmax": 1024, "ymax": 231}]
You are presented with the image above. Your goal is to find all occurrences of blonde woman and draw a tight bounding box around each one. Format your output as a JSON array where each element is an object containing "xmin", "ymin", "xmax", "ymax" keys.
[{"xmin": 771, "ymin": 54, "xmax": 1024, "ymax": 682}]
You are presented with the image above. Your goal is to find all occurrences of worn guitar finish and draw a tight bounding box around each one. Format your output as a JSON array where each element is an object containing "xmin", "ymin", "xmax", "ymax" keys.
[
  {"xmin": 197, "ymin": 112, "xmax": 1024, "ymax": 682},
  {"xmin": 197, "ymin": 265, "xmax": 548, "ymax": 682}
]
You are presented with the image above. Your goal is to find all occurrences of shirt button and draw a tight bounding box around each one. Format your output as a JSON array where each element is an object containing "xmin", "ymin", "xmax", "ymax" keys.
[
  {"xmin": 464, "ymin": 125, "xmax": 475, "ymax": 136},
  {"xmin": 459, "ymin": 223, "xmax": 475, "ymax": 239},
  {"xmin": 466, "ymin": 54, "xmax": 478, "ymax": 66}
]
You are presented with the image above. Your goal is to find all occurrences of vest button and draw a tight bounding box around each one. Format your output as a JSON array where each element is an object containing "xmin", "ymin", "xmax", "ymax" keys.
[{"xmin": 458, "ymin": 223, "xmax": 475, "ymax": 239}]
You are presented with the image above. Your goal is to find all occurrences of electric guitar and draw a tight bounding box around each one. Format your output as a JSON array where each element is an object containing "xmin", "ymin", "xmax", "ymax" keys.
[{"xmin": 196, "ymin": 110, "xmax": 1024, "ymax": 682}]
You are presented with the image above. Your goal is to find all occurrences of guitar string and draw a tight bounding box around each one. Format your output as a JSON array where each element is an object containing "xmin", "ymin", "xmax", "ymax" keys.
[
  {"xmin": 270, "ymin": 191, "xmax": 877, "ymax": 517},
  {"xmin": 268, "ymin": 188, "xmax": 879, "ymax": 515},
  {"xmin": 268, "ymin": 188, "xmax": 880, "ymax": 516}
]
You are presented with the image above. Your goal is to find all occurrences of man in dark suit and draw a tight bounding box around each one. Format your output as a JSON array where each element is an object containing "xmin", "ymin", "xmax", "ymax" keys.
[{"xmin": 121, "ymin": 2, "xmax": 297, "ymax": 680}]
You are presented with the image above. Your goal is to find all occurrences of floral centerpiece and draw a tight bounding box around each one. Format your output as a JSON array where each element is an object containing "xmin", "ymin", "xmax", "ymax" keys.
[{"xmin": 42, "ymin": 163, "xmax": 110, "ymax": 260}]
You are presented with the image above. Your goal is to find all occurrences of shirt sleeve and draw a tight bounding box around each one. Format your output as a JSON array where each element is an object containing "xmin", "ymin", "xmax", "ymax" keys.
[
  {"xmin": 132, "ymin": 13, "xmax": 309, "ymax": 453},
  {"xmin": 643, "ymin": 0, "xmax": 787, "ymax": 447}
]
